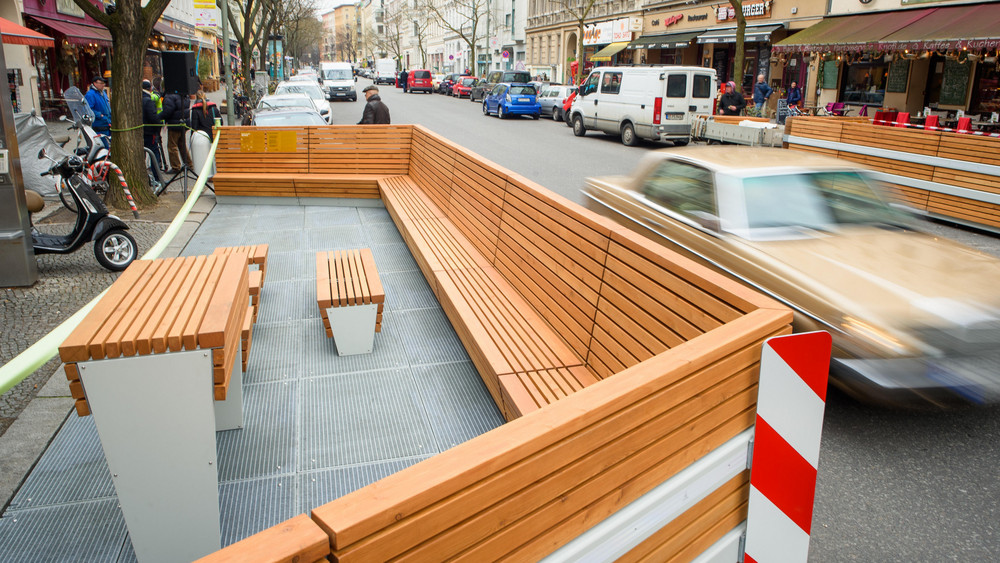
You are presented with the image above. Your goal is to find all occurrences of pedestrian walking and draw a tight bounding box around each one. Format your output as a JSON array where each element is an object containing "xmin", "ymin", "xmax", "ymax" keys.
[
  {"xmin": 357, "ymin": 85, "xmax": 390, "ymax": 124},
  {"xmin": 189, "ymin": 90, "xmax": 221, "ymax": 138},
  {"xmin": 753, "ymin": 74, "xmax": 773, "ymax": 115},
  {"xmin": 141, "ymin": 80, "xmax": 163, "ymax": 168},
  {"xmin": 786, "ymin": 81, "xmax": 802, "ymax": 109},
  {"xmin": 157, "ymin": 88, "xmax": 193, "ymax": 173},
  {"xmin": 719, "ymin": 81, "xmax": 746, "ymax": 116},
  {"xmin": 400, "ymin": 69, "xmax": 409, "ymax": 93},
  {"xmin": 84, "ymin": 75, "xmax": 111, "ymax": 148}
]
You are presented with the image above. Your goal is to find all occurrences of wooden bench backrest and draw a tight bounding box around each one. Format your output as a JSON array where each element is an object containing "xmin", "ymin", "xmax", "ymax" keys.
[
  {"xmin": 311, "ymin": 308, "xmax": 791, "ymax": 561},
  {"xmin": 216, "ymin": 126, "xmax": 310, "ymax": 176},
  {"xmin": 308, "ymin": 125, "xmax": 412, "ymax": 175}
]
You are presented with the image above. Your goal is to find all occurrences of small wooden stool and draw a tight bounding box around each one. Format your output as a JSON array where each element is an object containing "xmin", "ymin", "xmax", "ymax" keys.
[{"xmin": 316, "ymin": 249, "xmax": 384, "ymax": 355}]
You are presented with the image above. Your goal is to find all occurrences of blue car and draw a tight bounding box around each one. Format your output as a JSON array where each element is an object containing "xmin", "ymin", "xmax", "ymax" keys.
[{"xmin": 482, "ymin": 83, "xmax": 541, "ymax": 120}]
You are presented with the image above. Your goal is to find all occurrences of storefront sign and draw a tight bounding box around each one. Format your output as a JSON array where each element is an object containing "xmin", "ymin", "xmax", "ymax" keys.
[
  {"xmin": 717, "ymin": 0, "xmax": 771, "ymax": 22},
  {"xmin": 613, "ymin": 18, "xmax": 632, "ymax": 42},
  {"xmin": 688, "ymin": 14, "xmax": 708, "ymax": 22},
  {"xmin": 585, "ymin": 19, "xmax": 632, "ymax": 45}
]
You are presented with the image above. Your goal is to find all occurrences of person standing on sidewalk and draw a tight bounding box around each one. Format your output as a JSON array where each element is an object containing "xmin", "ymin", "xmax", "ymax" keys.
[
  {"xmin": 753, "ymin": 74, "xmax": 773, "ymax": 115},
  {"xmin": 157, "ymin": 88, "xmax": 193, "ymax": 173},
  {"xmin": 141, "ymin": 80, "xmax": 163, "ymax": 168},
  {"xmin": 357, "ymin": 85, "xmax": 390, "ymax": 124},
  {"xmin": 399, "ymin": 69, "xmax": 409, "ymax": 93},
  {"xmin": 84, "ymin": 75, "xmax": 111, "ymax": 149}
]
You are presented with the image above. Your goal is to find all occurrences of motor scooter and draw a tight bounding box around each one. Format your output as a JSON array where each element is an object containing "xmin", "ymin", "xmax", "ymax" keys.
[{"xmin": 30, "ymin": 148, "xmax": 138, "ymax": 271}]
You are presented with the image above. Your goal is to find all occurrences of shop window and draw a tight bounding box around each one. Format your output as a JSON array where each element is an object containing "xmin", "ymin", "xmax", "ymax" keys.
[
  {"xmin": 666, "ymin": 74, "xmax": 687, "ymax": 98},
  {"xmin": 970, "ymin": 63, "xmax": 999, "ymax": 115},
  {"xmin": 841, "ymin": 61, "xmax": 887, "ymax": 106}
]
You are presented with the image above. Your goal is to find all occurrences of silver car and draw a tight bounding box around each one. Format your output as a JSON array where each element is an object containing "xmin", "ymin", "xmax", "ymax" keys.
[
  {"xmin": 537, "ymin": 85, "xmax": 573, "ymax": 121},
  {"xmin": 273, "ymin": 81, "xmax": 331, "ymax": 123}
]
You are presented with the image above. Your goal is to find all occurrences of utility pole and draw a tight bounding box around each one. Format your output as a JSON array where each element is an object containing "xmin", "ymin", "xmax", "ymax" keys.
[
  {"xmin": 485, "ymin": 0, "xmax": 490, "ymax": 75},
  {"xmin": 222, "ymin": 0, "xmax": 234, "ymax": 124}
]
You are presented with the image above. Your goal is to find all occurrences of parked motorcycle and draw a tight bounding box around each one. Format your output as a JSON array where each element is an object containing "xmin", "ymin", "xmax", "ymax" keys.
[{"xmin": 31, "ymin": 148, "xmax": 138, "ymax": 271}]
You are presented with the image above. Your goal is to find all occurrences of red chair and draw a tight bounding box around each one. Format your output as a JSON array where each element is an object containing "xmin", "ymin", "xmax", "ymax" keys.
[
  {"xmin": 957, "ymin": 117, "xmax": 972, "ymax": 133},
  {"xmin": 924, "ymin": 115, "xmax": 939, "ymax": 131},
  {"xmin": 873, "ymin": 110, "xmax": 886, "ymax": 125},
  {"xmin": 894, "ymin": 112, "xmax": 910, "ymax": 128}
]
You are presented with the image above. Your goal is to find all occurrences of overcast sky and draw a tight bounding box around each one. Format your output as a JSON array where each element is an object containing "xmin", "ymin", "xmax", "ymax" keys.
[{"xmin": 317, "ymin": 0, "xmax": 356, "ymax": 16}]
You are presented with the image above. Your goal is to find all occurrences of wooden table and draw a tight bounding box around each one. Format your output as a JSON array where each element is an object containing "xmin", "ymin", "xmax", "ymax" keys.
[
  {"xmin": 59, "ymin": 254, "xmax": 250, "ymax": 563},
  {"xmin": 316, "ymin": 249, "xmax": 384, "ymax": 355}
]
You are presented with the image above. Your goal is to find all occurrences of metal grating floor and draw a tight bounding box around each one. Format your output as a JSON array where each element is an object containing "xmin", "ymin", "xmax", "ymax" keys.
[{"xmin": 0, "ymin": 202, "xmax": 505, "ymax": 562}]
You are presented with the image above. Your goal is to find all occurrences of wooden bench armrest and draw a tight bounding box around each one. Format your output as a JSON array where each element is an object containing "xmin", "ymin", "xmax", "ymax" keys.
[{"xmin": 194, "ymin": 514, "xmax": 330, "ymax": 563}]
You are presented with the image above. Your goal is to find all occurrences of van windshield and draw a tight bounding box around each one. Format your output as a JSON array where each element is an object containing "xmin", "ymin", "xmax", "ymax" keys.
[{"xmin": 323, "ymin": 69, "xmax": 352, "ymax": 80}]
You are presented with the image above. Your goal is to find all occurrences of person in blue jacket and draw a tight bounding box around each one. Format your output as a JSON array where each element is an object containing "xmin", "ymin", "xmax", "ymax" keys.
[
  {"xmin": 752, "ymin": 74, "xmax": 773, "ymax": 114},
  {"xmin": 84, "ymin": 75, "xmax": 111, "ymax": 148},
  {"xmin": 786, "ymin": 80, "xmax": 802, "ymax": 109}
]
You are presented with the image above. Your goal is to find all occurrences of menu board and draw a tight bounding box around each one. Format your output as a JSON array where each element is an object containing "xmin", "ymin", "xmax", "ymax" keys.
[
  {"xmin": 822, "ymin": 60, "xmax": 839, "ymax": 90},
  {"xmin": 939, "ymin": 59, "xmax": 971, "ymax": 106},
  {"xmin": 886, "ymin": 60, "xmax": 910, "ymax": 93}
]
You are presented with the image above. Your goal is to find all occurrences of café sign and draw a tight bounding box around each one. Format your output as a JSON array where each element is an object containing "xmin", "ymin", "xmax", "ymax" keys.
[
  {"xmin": 585, "ymin": 18, "xmax": 633, "ymax": 45},
  {"xmin": 717, "ymin": 0, "xmax": 771, "ymax": 22}
]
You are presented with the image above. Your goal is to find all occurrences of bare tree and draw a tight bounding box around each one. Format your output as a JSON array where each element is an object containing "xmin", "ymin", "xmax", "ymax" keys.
[
  {"xmin": 335, "ymin": 27, "xmax": 358, "ymax": 62},
  {"xmin": 411, "ymin": 12, "xmax": 433, "ymax": 68},
  {"xmin": 278, "ymin": 0, "xmax": 321, "ymax": 69},
  {"xmin": 219, "ymin": 0, "xmax": 278, "ymax": 101},
  {"xmin": 72, "ymin": 0, "xmax": 172, "ymax": 208},
  {"xmin": 375, "ymin": 2, "xmax": 406, "ymax": 62},
  {"xmin": 423, "ymin": 0, "xmax": 488, "ymax": 72},
  {"xmin": 548, "ymin": 0, "xmax": 598, "ymax": 84}
]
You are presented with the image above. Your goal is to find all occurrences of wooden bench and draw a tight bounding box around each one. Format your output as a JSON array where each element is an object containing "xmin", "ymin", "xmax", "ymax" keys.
[
  {"xmin": 194, "ymin": 514, "xmax": 330, "ymax": 563},
  {"xmin": 58, "ymin": 254, "xmax": 250, "ymax": 562},
  {"xmin": 213, "ymin": 245, "xmax": 268, "ymax": 370},
  {"xmin": 316, "ymin": 249, "xmax": 385, "ymax": 355}
]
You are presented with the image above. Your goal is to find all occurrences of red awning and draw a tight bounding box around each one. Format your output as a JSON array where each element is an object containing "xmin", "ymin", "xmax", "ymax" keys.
[
  {"xmin": 0, "ymin": 16, "xmax": 54, "ymax": 48},
  {"xmin": 28, "ymin": 15, "xmax": 111, "ymax": 48}
]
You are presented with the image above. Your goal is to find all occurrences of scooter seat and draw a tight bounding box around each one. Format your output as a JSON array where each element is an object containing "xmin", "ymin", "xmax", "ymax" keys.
[{"xmin": 25, "ymin": 190, "xmax": 44, "ymax": 214}]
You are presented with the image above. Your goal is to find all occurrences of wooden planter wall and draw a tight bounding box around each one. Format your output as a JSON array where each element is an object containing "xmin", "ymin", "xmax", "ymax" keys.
[{"xmin": 785, "ymin": 116, "xmax": 1000, "ymax": 231}]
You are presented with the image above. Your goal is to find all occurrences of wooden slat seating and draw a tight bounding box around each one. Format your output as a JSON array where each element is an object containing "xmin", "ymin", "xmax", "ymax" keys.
[
  {"xmin": 213, "ymin": 244, "xmax": 269, "ymax": 369},
  {"xmin": 201, "ymin": 124, "xmax": 794, "ymax": 562},
  {"xmin": 299, "ymin": 126, "xmax": 413, "ymax": 199},
  {"xmin": 60, "ymin": 255, "xmax": 249, "ymax": 416},
  {"xmin": 214, "ymin": 127, "xmax": 310, "ymax": 197},
  {"xmin": 194, "ymin": 514, "xmax": 330, "ymax": 563},
  {"xmin": 315, "ymin": 248, "xmax": 385, "ymax": 338}
]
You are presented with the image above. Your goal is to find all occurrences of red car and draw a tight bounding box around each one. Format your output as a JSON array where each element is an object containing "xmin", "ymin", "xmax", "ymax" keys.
[
  {"xmin": 451, "ymin": 76, "xmax": 475, "ymax": 98},
  {"xmin": 408, "ymin": 69, "xmax": 433, "ymax": 94}
]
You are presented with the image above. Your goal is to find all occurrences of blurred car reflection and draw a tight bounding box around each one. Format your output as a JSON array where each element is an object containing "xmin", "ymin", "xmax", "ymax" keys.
[{"xmin": 584, "ymin": 146, "xmax": 1000, "ymax": 408}]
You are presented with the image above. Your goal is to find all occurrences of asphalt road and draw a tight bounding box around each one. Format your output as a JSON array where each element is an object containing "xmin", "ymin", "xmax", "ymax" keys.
[{"xmin": 332, "ymin": 80, "xmax": 1000, "ymax": 560}]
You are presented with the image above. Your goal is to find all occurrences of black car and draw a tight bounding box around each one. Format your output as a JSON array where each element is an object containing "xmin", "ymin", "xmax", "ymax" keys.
[
  {"xmin": 439, "ymin": 73, "xmax": 462, "ymax": 94},
  {"xmin": 472, "ymin": 70, "xmax": 532, "ymax": 102}
]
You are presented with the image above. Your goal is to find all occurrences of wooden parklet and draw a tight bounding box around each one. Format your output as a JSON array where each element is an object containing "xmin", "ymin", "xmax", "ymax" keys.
[
  {"xmin": 58, "ymin": 254, "xmax": 251, "ymax": 562},
  {"xmin": 316, "ymin": 249, "xmax": 385, "ymax": 355},
  {"xmin": 213, "ymin": 244, "xmax": 269, "ymax": 370}
]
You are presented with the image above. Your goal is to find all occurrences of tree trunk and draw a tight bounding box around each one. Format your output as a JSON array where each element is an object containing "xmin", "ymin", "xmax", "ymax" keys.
[
  {"xmin": 730, "ymin": 0, "xmax": 746, "ymax": 95},
  {"xmin": 576, "ymin": 23, "xmax": 585, "ymax": 84}
]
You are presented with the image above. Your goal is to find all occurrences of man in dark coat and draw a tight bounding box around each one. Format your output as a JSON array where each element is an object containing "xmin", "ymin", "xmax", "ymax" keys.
[
  {"xmin": 358, "ymin": 85, "xmax": 391, "ymax": 124},
  {"xmin": 399, "ymin": 69, "xmax": 409, "ymax": 93},
  {"xmin": 719, "ymin": 81, "xmax": 746, "ymax": 116},
  {"xmin": 141, "ymin": 80, "xmax": 163, "ymax": 168},
  {"xmin": 157, "ymin": 89, "xmax": 193, "ymax": 172}
]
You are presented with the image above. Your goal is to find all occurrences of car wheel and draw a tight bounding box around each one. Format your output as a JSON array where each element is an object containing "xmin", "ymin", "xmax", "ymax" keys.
[
  {"xmin": 532, "ymin": 113, "xmax": 539, "ymax": 120},
  {"xmin": 552, "ymin": 109, "xmax": 561, "ymax": 121},
  {"xmin": 483, "ymin": 102, "xmax": 490, "ymax": 116},
  {"xmin": 573, "ymin": 115, "xmax": 586, "ymax": 136},
  {"xmin": 498, "ymin": 106, "xmax": 505, "ymax": 119},
  {"xmin": 621, "ymin": 122, "xmax": 638, "ymax": 146},
  {"xmin": 673, "ymin": 139, "xmax": 689, "ymax": 147},
  {"xmin": 566, "ymin": 113, "xmax": 575, "ymax": 127}
]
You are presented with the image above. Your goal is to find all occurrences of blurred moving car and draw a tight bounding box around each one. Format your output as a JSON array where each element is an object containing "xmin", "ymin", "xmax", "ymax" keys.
[
  {"xmin": 273, "ymin": 81, "xmax": 330, "ymax": 122},
  {"xmin": 451, "ymin": 76, "xmax": 476, "ymax": 98},
  {"xmin": 408, "ymin": 69, "xmax": 434, "ymax": 93},
  {"xmin": 250, "ymin": 108, "xmax": 328, "ymax": 126},
  {"xmin": 538, "ymin": 84, "xmax": 573, "ymax": 121},
  {"xmin": 482, "ymin": 83, "xmax": 541, "ymax": 119},
  {"xmin": 583, "ymin": 146, "xmax": 1000, "ymax": 408}
]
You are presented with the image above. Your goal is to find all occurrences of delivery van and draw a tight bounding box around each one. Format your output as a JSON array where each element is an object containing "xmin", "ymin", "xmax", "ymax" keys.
[
  {"xmin": 321, "ymin": 61, "xmax": 357, "ymax": 101},
  {"xmin": 568, "ymin": 66, "xmax": 717, "ymax": 146},
  {"xmin": 374, "ymin": 59, "xmax": 396, "ymax": 85}
]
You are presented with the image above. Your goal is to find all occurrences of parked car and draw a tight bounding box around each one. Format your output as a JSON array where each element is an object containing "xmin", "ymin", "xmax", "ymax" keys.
[
  {"xmin": 482, "ymin": 83, "xmax": 540, "ymax": 119},
  {"xmin": 257, "ymin": 93, "xmax": 316, "ymax": 113},
  {"xmin": 568, "ymin": 65, "xmax": 717, "ymax": 146},
  {"xmin": 469, "ymin": 79, "xmax": 491, "ymax": 102},
  {"xmin": 584, "ymin": 146, "xmax": 1000, "ymax": 408},
  {"xmin": 477, "ymin": 70, "xmax": 532, "ymax": 102},
  {"xmin": 538, "ymin": 84, "xmax": 574, "ymax": 121},
  {"xmin": 250, "ymin": 108, "xmax": 328, "ymax": 126},
  {"xmin": 431, "ymin": 73, "xmax": 446, "ymax": 91},
  {"xmin": 374, "ymin": 58, "xmax": 396, "ymax": 85},
  {"xmin": 451, "ymin": 76, "xmax": 476, "ymax": 98},
  {"xmin": 439, "ymin": 73, "xmax": 462, "ymax": 94},
  {"xmin": 408, "ymin": 69, "xmax": 434, "ymax": 93},
  {"xmin": 272, "ymin": 81, "xmax": 330, "ymax": 122}
]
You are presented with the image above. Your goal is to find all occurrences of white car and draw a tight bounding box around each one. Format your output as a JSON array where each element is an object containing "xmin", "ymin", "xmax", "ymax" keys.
[
  {"xmin": 257, "ymin": 93, "xmax": 316, "ymax": 112},
  {"xmin": 273, "ymin": 81, "xmax": 330, "ymax": 123}
]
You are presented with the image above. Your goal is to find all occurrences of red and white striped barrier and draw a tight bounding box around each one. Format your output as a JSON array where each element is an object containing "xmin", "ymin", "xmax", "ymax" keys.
[{"xmin": 745, "ymin": 331, "xmax": 832, "ymax": 563}]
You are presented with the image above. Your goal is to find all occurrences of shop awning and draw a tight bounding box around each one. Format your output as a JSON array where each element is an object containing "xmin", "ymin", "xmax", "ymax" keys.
[
  {"xmin": 697, "ymin": 24, "xmax": 784, "ymax": 44},
  {"xmin": 27, "ymin": 15, "xmax": 111, "ymax": 47},
  {"xmin": 0, "ymin": 16, "xmax": 54, "ymax": 48},
  {"xmin": 774, "ymin": 4, "xmax": 1000, "ymax": 53},
  {"xmin": 154, "ymin": 21, "xmax": 198, "ymax": 46},
  {"xmin": 627, "ymin": 31, "xmax": 701, "ymax": 50},
  {"xmin": 589, "ymin": 42, "xmax": 630, "ymax": 62}
]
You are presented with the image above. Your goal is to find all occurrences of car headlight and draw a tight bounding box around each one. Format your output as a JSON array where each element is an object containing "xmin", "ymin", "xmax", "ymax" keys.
[{"xmin": 841, "ymin": 316, "xmax": 909, "ymax": 356}]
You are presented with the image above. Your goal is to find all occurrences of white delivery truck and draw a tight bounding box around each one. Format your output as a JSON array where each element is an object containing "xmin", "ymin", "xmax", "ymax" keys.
[
  {"xmin": 374, "ymin": 58, "xmax": 396, "ymax": 86},
  {"xmin": 568, "ymin": 66, "xmax": 717, "ymax": 146},
  {"xmin": 321, "ymin": 61, "xmax": 357, "ymax": 101}
]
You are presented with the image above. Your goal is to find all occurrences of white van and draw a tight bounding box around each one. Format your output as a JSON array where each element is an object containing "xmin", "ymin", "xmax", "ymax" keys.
[
  {"xmin": 374, "ymin": 59, "xmax": 396, "ymax": 86},
  {"xmin": 321, "ymin": 62, "xmax": 357, "ymax": 101},
  {"xmin": 568, "ymin": 66, "xmax": 717, "ymax": 146}
]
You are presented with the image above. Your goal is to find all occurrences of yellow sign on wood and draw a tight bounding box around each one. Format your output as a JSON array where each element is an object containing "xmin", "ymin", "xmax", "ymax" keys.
[
  {"xmin": 240, "ymin": 131, "xmax": 265, "ymax": 152},
  {"xmin": 267, "ymin": 131, "xmax": 298, "ymax": 152}
]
